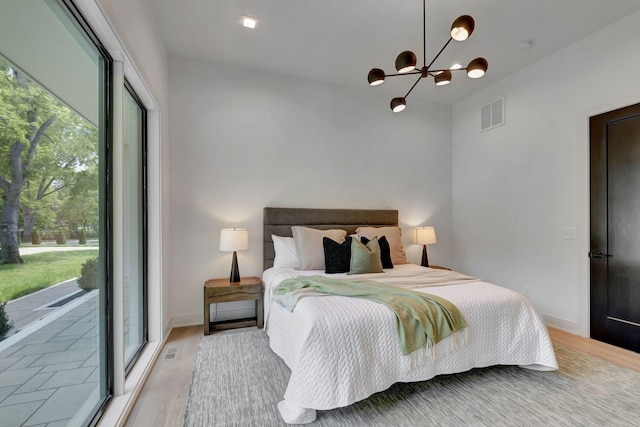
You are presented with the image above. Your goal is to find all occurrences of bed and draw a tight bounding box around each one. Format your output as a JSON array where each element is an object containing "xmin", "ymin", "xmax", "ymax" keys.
[{"xmin": 262, "ymin": 207, "xmax": 558, "ymax": 424}]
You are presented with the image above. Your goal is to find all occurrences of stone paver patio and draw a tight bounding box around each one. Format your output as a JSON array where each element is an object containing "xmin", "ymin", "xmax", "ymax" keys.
[
  {"xmin": 4, "ymin": 280, "xmax": 85, "ymax": 336},
  {"xmin": 0, "ymin": 291, "xmax": 101, "ymax": 426}
]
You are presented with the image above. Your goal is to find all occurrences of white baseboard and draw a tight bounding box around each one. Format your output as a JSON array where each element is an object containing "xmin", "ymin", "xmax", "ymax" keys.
[
  {"xmin": 163, "ymin": 318, "xmax": 173, "ymax": 339},
  {"xmin": 542, "ymin": 312, "xmax": 583, "ymax": 336},
  {"xmin": 170, "ymin": 313, "xmax": 201, "ymax": 328}
]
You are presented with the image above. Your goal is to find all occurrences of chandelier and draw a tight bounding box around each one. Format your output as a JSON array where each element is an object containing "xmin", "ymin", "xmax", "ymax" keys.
[{"xmin": 367, "ymin": 0, "xmax": 488, "ymax": 112}]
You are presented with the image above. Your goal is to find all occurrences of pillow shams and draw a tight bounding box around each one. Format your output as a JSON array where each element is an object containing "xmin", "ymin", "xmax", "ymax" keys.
[
  {"xmin": 271, "ymin": 235, "xmax": 299, "ymax": 268},
  {"xmin": 292, "ymin": 226, "xmax": 347, "ymax": 270},
  {"xmin": 323, "ymin": 237, "xmax": 352, "ymax": 274},
  {"xmin": 360, "ymin": 236, "xmax": 393, "ymax": 269},
  {"xmin": 348, "ymin": 237, "xmax": 384, "ymax": 275},
  {"xmin": 356, "ymin": 226, "xmax": 407, "ymax": 265}
]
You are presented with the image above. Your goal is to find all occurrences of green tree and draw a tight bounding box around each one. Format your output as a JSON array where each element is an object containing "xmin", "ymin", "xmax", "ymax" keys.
[
  {"xmin": 59, "ymin": 167, "xmax": 99, "ymax": 233},
  {"xmin": 0, "ymin": 60, "xmax": 56, "ymax": 264},
  {"xmin": 0, "ymin": 57, "xmax": 97, "ymax": 263},
  {"xmin": 21, "ymin": 105, "xmax": 98, "ymax": 242}
]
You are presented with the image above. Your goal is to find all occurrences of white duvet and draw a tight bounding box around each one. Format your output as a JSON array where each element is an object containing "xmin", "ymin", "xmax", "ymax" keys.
[{"xmin": 263, "ymin": 264, "xmax": 558, "ymax": 424}]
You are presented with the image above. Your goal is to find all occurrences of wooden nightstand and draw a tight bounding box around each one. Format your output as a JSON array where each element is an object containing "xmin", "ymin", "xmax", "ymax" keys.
[{"xmin": 203, "ymin": 276, "xmax": 264, "ymax": 335}]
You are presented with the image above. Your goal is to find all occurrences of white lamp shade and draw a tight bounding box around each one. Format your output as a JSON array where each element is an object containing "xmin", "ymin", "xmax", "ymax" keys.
[
  {"xmin": 415, "ymin": 227, "xmax": 437, "ymax": 245},
  {"xmin": 219, "ymin": 228, "xmax": 249, "ymax": 252}
]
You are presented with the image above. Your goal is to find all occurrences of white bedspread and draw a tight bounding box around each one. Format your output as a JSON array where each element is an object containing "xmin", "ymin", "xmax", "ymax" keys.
[{"xmin": 263, "ymin": 264, "xmax": 558, "ymax": 422}]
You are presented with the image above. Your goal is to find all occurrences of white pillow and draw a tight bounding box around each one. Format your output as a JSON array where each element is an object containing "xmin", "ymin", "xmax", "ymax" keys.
[
  {"xmin": 271, "ymin": 235, "xmax": 299, "ymax": 268},
  {"xmin": 356, "ymin": 226, "xmax": 407, "ymax": 265},
  {"xmin": 291, "ymin": 226, "xmax": 347, "ymax": 270}
]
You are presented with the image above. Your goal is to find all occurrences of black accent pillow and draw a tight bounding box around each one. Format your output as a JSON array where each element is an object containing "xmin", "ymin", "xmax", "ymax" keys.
[
  {"xmin": 361, "ymin": 236, "xmax": 393, "ymax": 269},
  {"xmin": 323, "ymin": 236, "xmax": 352, "ymax": 274}
]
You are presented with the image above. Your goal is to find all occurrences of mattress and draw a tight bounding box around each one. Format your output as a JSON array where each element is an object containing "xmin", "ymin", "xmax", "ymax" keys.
[{"xmin": 263, "ymin": 264, "xmax": 558, "ymax": 424}]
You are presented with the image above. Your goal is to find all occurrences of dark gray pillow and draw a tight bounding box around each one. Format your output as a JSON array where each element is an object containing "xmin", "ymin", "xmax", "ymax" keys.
[{"xmin": 323, "ymin": 236, "xmax": 352, "ymax": 274}]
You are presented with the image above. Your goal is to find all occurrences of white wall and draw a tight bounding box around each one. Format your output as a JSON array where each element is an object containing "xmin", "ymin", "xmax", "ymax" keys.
[
  {"xmin": 168, "ymin": 58, "xmax": 453, "ymax": 326},
  {"xmin": 452, "ymin": 11, "xmax": 640, "ymax": 336},
  {"xmin": 96, "ymin": 0, "xmax": 168, "ymax": 107}
]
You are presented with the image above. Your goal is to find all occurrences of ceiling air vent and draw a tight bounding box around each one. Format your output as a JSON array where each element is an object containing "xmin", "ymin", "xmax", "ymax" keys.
[{"xmin": 481, "ymin": 97, "xmax": 505, "ymax": 131}]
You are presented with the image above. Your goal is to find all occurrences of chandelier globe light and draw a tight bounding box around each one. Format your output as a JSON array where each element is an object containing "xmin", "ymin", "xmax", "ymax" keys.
[
  {"xmin": 395, "ymin": 51, "xmax": 418, "ymax": 73},
  {"xmin": 367, "ymin": 0, "xmax": 488, "ymax": 112},
  {"xmin": 390, "ymin": 97, "xmax": 407, "ymax": 113},
  {"xmin": 467, "ymin": 57, "xmax": 489, "ymax": 78},
  {"xmin": 367, "ymin": 68, "xmax": 385, "ymax": 86},
  {"xmin": 434, "ymin": 70, "xmax": 452, "ymax": 86},
  {"xmin": 450, "ymin": 15, "xmax": 475, "ymax": 41}
]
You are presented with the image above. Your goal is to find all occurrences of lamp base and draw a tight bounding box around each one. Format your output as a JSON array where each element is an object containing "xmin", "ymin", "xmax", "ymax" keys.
[
  {"xmin": 230, "ymin": 251, "xmax": 241, "ymax": 283},
  {"xmin": 421, "ymin": 244, "xmax": 430, "ymax": 267}
]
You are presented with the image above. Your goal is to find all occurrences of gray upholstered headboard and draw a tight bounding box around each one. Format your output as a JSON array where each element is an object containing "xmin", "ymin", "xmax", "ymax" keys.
[{"xmin": 263, "ymin": 207, "xmax": 398, "ymax": 270}]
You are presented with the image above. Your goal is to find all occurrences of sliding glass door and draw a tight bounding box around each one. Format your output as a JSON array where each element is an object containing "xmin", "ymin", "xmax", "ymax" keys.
[
  {"xmin": 0, "ymin": 0, "xmax": 112, "ymax": 422},
  {"xmin": 0, "ymin": 0, "xmax": 157, "ymax": 424}
]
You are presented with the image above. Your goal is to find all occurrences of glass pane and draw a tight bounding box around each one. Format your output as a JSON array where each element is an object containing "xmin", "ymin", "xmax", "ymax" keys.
[
  {"xmin": 0, "ymin": 1, "xmax": 109, "ymax": 425},
  {"xmin": 123, "ymin": 85, "xmax": 146, "ymax": 368}
]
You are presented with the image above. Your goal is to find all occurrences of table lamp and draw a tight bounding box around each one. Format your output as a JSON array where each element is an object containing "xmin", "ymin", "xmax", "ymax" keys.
[
  {"xmin": 219, "ymin": 228, "xmax": 249, "ymax": 282},
  {"xmin": 415, "ymin": 226, "xmax": 437, "ymax": 267}
]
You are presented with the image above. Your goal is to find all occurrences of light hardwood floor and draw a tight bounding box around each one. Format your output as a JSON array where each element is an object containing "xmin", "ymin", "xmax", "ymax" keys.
[
  {"xmin": 124, "ymin": 325, "xmax": 205, "ymax": 427},
  {"xmin": 547, "ymin": 327, "xmax": 640, "ymax": 373},
  {"xmin": 125, "ymin": 325, "xmax": 640, "ymax": 427}
]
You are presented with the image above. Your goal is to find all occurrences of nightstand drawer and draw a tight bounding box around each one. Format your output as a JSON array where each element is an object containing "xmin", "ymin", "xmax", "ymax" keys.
[
  {"xmin": 206, "ymin": 289, "xmax": 260, "ymax": 304},
  {"xmin": 205, "ymin": 285, "xmax": 262, "ymax": 304}
]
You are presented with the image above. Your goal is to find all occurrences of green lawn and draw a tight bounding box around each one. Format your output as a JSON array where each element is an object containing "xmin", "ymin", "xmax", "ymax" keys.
[{"xmin": 0, "ymin": 250, "xmax": 99, "ymax": 302}]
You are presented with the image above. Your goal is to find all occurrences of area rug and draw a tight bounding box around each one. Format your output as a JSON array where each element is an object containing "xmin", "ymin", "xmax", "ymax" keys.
[{"xmin": 184, "ymin": 330, "xmax": 639, "ymax": 426}]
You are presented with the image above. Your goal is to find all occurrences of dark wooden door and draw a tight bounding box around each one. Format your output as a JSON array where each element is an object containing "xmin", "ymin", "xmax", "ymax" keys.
[{"xmin": 590, "ymin": 103, "xmax": 640, "ymax": 353}]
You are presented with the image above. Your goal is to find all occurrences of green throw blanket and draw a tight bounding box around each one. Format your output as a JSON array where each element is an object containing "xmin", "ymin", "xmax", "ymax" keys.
[{"xmin": 274, "ymin": 275, "xmax": 467, "ymax": 355}]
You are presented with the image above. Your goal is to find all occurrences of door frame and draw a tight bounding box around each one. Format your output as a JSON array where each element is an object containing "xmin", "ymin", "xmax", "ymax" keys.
[
  {"xmin": 589, "ymin": 102, "xmax": 640, "ymax": 352},
  {"xmin": 576, "ymin": 99, "xmax": 640, "ymax": 338}
]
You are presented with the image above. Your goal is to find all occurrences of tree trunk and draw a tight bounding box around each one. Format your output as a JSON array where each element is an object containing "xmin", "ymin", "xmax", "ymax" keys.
[
  {"xmin": 0, "ymin": 120, "xmax": 56, "ymax": 264},
  {"xmin": 0, "ymin": 152, "xmax": 23, "ymax": 264},
  {"xmin": 0, "ymin": 70, "xmax": 56, "ymax": 264},
  {"xmin": 0, "ymin": 199, "xmax": 22, "ymax": 264}
]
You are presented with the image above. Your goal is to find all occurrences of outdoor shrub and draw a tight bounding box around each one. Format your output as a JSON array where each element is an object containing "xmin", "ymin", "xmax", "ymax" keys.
[
  {"xmin": 0, "ymin": 302, "xmax": 13, "ymax": 341},
  {"xmin": 56, "ymin": 230, "xmax": 67, "ymax": 245},
  {"xmin": 31, "ymin": 230, "xmax": 42, "ymax": 245},
  {"xmin": 36, "ymin": 229, "xmax": 98, "ymax": 242},
  {"xmin": 79, "ymin": 230, "xmax": 87, "ymax": 245},
  {"xmin": 78, "ymin": 257, "xmax": 99, "ymax": 292},
  {"xmin": 41, "ymin": 230, "xmax": 55, "ymax": 241}
]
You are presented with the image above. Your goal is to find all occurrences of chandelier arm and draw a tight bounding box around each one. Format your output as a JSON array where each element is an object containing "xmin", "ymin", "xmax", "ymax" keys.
[
  {"xmin": 429, "ymin": 68, "xmax": 465, "ymax": 74},
  {"xmin": 387, "ymin": 71, "xmax": 422, "ymax": 78},
  {"xmin": 426, "ymin": 37, "xmax": 453, "ymax": 70},
  {"xmin": 403, "ymin": 75, "xmax": 423, "ymax": 99}
]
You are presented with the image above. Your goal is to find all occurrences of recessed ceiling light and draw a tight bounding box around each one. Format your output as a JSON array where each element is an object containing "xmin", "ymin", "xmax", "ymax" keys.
[
  {"xmin": 450, "ymin": 63, "xmax": 463, "ymax": 70},
  {"xmin": 242, "ymin": 15, "xmax": 258, "ymax": 29}
]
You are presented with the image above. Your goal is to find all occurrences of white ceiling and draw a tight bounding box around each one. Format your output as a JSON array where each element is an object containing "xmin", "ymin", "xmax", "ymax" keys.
[{"xmin": 149, "ymin": 0, "xmax": 640, "ymax": 104}]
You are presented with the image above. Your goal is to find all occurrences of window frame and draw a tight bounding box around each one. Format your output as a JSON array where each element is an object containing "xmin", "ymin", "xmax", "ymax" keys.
[
  {"xmin": 123, "ymin": 79, "xmax": 149, "ymax": 375},
  {"xmin": 57, "ymin": 1, "xmax": 114, "ymax": 425},
  {"xmin": 61, "ymin": 0, "xmax": 166, "ymax": 423}
]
